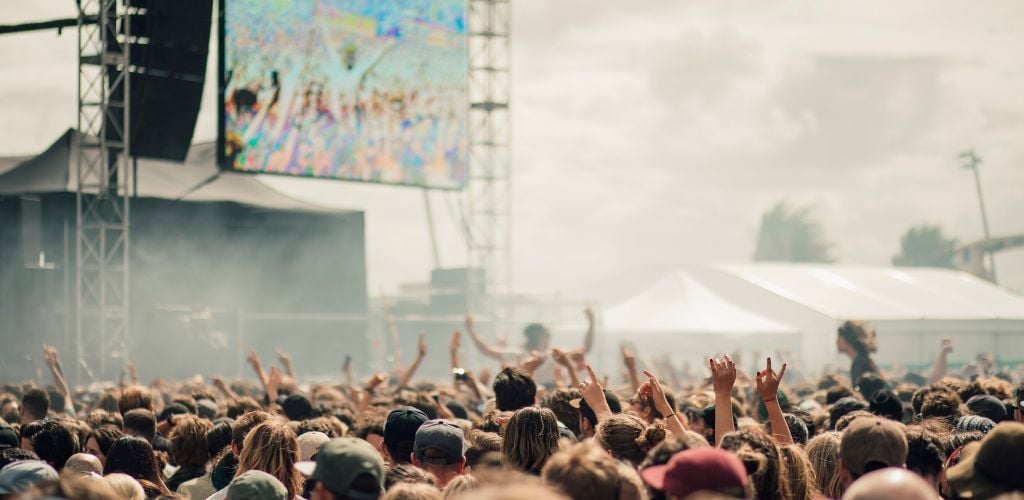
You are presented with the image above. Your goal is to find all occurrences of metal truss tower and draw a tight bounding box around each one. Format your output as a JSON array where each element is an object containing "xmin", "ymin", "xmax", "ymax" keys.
[
  {"xmin": 466, "ymin": 0, "xmax": 512, "ymax": 330},
  {"xmin": 76, "ymin": 0, "xmax": 131, "ymax": 381}
]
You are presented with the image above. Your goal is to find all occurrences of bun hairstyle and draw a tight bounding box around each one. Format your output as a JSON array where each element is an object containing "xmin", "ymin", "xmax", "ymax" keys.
[
  {"xmin": 838, "ymin": 320, "xmax": 878, "ymax": 354},
  {"xmin": 595, "ymin": 414, "xmax": 667, "ymax": 466},
  {"xmin": 720, "ymin": 429, "xmax": 791, "ymax": 500}
]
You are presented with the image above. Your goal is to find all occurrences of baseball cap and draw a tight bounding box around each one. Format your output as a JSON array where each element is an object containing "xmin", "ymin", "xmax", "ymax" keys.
[
  {"xmin": 0, "ymin": 426, "xmax": 17, "ymax": 450},
  {"xmin": 947, "ymin": 421, "xmax": 1024, "ymax": 498},
  {"xmin": 0, "ymin": 460, "xmax": 60, "ymax": 494},
  {"xmin": 383, "ymin": 406, "xmax": 428, "ymax": 459},
  {"xmin": 965, "ymin": 395, "xmax": 1007, "ymax": 423},
  {"xmin": 414, "ymin": 419, "xmax": 465, "ymax": 465},
  {"xmin": 840, "ymin": 416, "xmax": 908, "ymax": 477},
  {"xmin": 226, "ymin": 470, "xmax": 288, "ymax": 500},
  {"xmin": 295, "ymin": 438, "xmax": 384, "ymax": 500},
  {"xmin": 641, "ymin": 448, "xmax": 749, "ymax": 499},
  {"xmin": 159, "ymin": 403, "xmax": 189, "ymax": 423},
  {"xmin": 296, "ymin": 431, "xmax": 331, "ymax": 461}
]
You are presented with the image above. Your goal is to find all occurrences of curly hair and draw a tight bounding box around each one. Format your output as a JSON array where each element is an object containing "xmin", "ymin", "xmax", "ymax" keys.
[
  {"xmin": 720, "ymin": 429, "xmax": 791, "ymax": 500},
  {"xmin": 904, "ymin": 426, "xmax": 945, "ymax": 480},
  {"xmin": 595, "ymin": 414, "xmax": 667, "ymax": 467},
  {"xmin": 542, "ymin": 441, "xmax": 646, "ymax": 500},
  {"xmin": 170, "ymin": 414, "xmax": 212, "ymax": 467},
  {"xmin": 501, "ymin": 407, "xmax": 560, "ymax": 474},
  {"xmin": 541, "ymin": 389, "xmax": 582, "ymax": 437},
  {"xmin": 919, "ymin": 389, "xmax": 962, "ymax": 424}
]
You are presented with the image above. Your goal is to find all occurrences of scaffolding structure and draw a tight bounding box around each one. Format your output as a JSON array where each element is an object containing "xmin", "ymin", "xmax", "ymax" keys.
[
  {"xmin": 465, "ymin": 0, "xmax": 512, "ymax": 333},
  {"xmin": 75, "ymin": 0, "xmax": 132, "ymax": 381}
]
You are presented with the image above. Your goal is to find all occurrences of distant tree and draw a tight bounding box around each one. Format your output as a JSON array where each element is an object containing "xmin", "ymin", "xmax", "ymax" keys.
[
  {"xmin": 753, "ymin": 202, "xmax": 834, "ymax": 263},
  {"xmin": 892, "ymin": 224, "xmax": 958, "ymax": 268}
]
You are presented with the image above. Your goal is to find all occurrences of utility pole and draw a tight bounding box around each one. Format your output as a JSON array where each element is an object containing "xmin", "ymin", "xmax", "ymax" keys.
[{"xmin": 959, "ymin": 150, "xmax": 996, "ymax": 282}]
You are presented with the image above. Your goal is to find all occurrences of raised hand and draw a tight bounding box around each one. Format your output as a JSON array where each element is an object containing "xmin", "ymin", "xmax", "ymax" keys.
[
  {"xmin": 417, "ymin": 333, "xmax": 427, "ymax": 358},
  {"xmin": 464, "ymin": 315, "xmax": 475, "ymax": 332},
  {"xmin": 621, "ymin": 345, "xmax": 637, "ymax": 370},
  {"xmin": 940, "ymin": 337, "xmax": 953, "ymax": 356},
  {"xmin": 709, "ymin": 355, "xmax": 736, "ymax": 395},
  {"xmin": 450, "ymin": 331, "xmax": 461, "ymax": 355},
  {"xmin": 551, "ymin": 348, "xmax": 572, "ymax": 368},
  {"xmin": 755, "ymin": 357, "xmax": 787, "ymax": 401},
  {"xmin": 275, "ymin": 349, "xmax": 292, "ymax": 366},
  {"xmin": 246, "ymin": 350, "xmax": 263, "ymax": 372},
  {"xmin": 365, "ymin": 372, "xmax": 388, "ymax": 390},
  {"xmin": 641, "ymin": 370, "xmax": 673, "ymax": 417},
  {"xmin": 579, "ymin": 364, "xmax": 612, "ymax": 421},
  {"xmin": 521, "ymin": 351, "xmax": 546, "ymax": 374},
  {"xmin": 583, "ymin": 306, "xmax": 595, "ymax": 326}
]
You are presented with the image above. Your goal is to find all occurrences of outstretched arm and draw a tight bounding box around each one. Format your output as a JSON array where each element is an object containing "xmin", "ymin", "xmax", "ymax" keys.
[
  {"xmin": 276, "ymin": 349, "xmax": 296, "ymax": 380},
  {"xmin": 710, "ymin": 356, "xmax": 737, "ymax": 447},
  {"xmin": 398, "ymin": 334, "xmax": 428, "ymax": 388},
  {"xmin": 930, "ymin": 338, "xmax": 953, "ymax": 383},
  {"xmin": 42, "ymin": 345, "xmax": 74, "ymax": 414},
  {"xmin": 551, "ymin": 348, "xmax": 581, "ymax": 387},
  {"xmin": 643, "ymin": 370, "xmax": 688, "ymax": 436},
  {"xmin": 756, "ymin": 357, "xmax": 793, "ymax": 446},
  {"xmin": 621, "ymin": 345, "xmax": 642, "ymax": 393},
  {"xmin": 581, "ymin": 307, "xmax": 596, "ymax": 354},
  {"xmin": 464, "ymin": 315, "xmax": 516, "ymax": 361}
]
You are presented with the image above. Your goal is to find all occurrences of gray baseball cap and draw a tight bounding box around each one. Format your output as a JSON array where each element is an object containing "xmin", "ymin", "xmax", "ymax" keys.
[
  {"xmin": 413, "ymin": 419, "xmax": 465, "ymax": 465},
  {"xmin": 0, "ymin": 460, "xmax": 59, "ymax": 494},
  {"xmin": 226, "ymin": 470, "xmax": 288, "ymax": 500},
  {"xmin": 295, "ymin": 438, "xmax": 384, "ymax": 500}
]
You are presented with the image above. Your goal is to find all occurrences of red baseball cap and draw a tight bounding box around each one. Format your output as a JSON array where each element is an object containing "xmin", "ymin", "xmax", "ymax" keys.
[{"xmin": 641, "ymin": 447, "xmax": 749, "ymax": 499}]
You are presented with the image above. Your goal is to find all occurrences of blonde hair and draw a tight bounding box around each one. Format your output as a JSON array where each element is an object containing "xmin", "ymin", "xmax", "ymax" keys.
[
  {"xmin": 383, "ymin": 482, "xmax": 442, "ymax": 500},
  {"xmin": 105, "ymin": 473, "xmax": 145, "ymax": 500},
  {"xmin": 236, "ymin": 420, "xmax": 302, "ymax": 498},
  {"xmin": 595, "ymin": 414, "xmax": 666, "ymax": 466},
  {"xmin": 501, "ymin": 407, "xmax": 560, "ymax": 474},
  {"xmin": 542, "ymin": 441, "xmax": 646, "ymax": 500},
  {"xmin": 805, "ymin": 431, "xmax": 843, "ymax": 499},
  {"xmin": 779, "ymin": 445, "xmax": 818, "ymax": 500},
  {"xmin": 441, "ymin": 475, "xmax": 479, "ymax": 499}
]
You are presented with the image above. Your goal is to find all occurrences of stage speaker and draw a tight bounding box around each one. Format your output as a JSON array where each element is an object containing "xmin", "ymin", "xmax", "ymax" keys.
[{"xmin": 108, "ymin": 0, "xmax": 213, "ymax": 162}]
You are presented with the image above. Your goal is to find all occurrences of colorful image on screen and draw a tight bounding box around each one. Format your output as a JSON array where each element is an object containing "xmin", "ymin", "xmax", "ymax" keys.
[{"xmin": 222, "ymin": 0, "xmax": 467, "ymax": 188}]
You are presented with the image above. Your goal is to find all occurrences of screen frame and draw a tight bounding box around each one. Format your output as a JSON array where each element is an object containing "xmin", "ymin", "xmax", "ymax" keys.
[{"xmin": 216, "ymin": 0, "xmax": 470, "ymax": 191}]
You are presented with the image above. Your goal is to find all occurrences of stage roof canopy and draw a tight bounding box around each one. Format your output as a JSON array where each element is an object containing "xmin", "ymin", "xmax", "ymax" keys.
[{"xmin": 0, "ymin": 129, "xmax": 348, "ymax": 213}]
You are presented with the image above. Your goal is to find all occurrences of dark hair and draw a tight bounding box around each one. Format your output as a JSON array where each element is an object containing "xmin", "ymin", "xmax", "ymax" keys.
[
  {"xmin": 943, "ymin": 431, "xmax": 983, "ymax": 457},
  {"xmin": 123, "ymin": 408, "xmax": 158, "ymax": 442},
  {"xmin": 920, "ymin": 390, "xmax": 962, "ymax": 424},
  {"xmin": 541, "ymin": 389, "xmax": 582, "ymax": 437},
  {"xmin": 579, "ymin": 390, "xmax": 623, "ymax": 430},
  {"xmin": 20, "ymin": 420, "xmax": 46, "ymax": 442},
  {"xmin": 103, "ymin": 435, "xmax": 169, "ymax": 494},
  {"xmin": 86, "ymin": 425, "xmax": 124, "ymax": 457},
  {"xmin": 21, "ymin": 388, "xmax": 50, "ymax": 420},
  {"xmin": 207, "ymin": 421, "xmax": 234, "ymax": 456},
  {"xmin": 700, "ymin": 405, "xmax": 738, "ymax": 441},
  {"xmin": 825, "ymin": 385, "xmax": 856, "ymax": 406},
  {"xmin": 282, "ymin": 394, "xmax": 315, "ymax": 421},
  {"xmin": 0, "ymin": 447, "xmax": 39, "ymax": 469},
  {"xmin": 783, "ymin": 413, "xmax": 809, "ymax": 445},
  {"xmin": 904, "ymin": 427, "xmax": 945, "ymax": 479},
  {"xmin": 856, "ymin": 373, "xmax": 887, "ymax": 401},
  {"xmin": 869, "ymin": 389, "xmax": 904, "ymax": 422},
  {"xmin": 838, "ymin": 320, "xmax": 877, "ymax": 355},
  {"xmin": 523, "ymin": 323, "xmax": 550, "ymax": 350},
  {"xmin": 226, "ymin": 397, "xmax": 262, "ymax": 420},
  {"xmin": 31, "ymin": 420, "xmax": 77, "ymax": 471},
  {"xmin": 492, "ymin": 367, "xmax": 537, "ymax": 412}
]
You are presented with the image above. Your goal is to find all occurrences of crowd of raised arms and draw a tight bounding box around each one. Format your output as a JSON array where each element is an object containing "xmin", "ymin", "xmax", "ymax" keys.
[{"xmin": 0, "ymin": 313, "xmax": 1022, "ymax": 500}]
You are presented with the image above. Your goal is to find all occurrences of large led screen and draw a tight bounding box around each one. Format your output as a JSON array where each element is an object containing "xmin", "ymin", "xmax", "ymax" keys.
[{"xmin": 221, "ymin": 1, "xmax": 467, "ymax": 189}]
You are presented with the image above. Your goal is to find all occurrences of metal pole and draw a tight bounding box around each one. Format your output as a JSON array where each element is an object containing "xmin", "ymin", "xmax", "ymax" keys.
[{"xmin": 960, "ymin": 150, "xmax": 996, "ymax": 282}]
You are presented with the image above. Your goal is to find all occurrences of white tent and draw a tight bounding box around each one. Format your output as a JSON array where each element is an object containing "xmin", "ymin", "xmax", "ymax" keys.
[
  {"xmin": 693, "ymin": 263, "xmax": 1024, "ymax": 372},
  {"xmin": 601, "ymin": 270, "xmax": 799, "ymax": 368}
]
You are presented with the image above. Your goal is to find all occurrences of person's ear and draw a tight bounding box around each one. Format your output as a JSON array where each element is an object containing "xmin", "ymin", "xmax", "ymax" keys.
[
  {"xmin": 231, "ymin": 442, "xmax": 240, "ymax": 456},
  {"xmin": 410, "ymin": 453, "xmax": 419, "ymax": 467},
  {"xmin": 457, "ymin": 456, "xmax": 467, "ymax": 473}
]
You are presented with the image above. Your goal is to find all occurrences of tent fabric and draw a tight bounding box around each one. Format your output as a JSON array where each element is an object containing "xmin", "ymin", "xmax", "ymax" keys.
[
  {"xmin": 603, "ymin": 269, "xmax": 798, "ymax": 336},
  {"xmin": 712, "ymin": 263, "xmax": 1024, "ymax": 321},
  {"xmin": 0, "ymin": 129, "xmax": 348, "ymax": 213}
]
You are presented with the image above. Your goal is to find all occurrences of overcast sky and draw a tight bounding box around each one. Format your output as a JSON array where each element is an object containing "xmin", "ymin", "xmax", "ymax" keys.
[{"xmin": 2, "ymin": 0, "xmax": 1023, "ymax": 301}]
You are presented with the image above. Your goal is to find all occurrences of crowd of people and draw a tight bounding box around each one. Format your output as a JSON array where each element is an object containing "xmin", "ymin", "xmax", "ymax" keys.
[{"xmin": 0, "ymin": 317, "xmax": 1022, "ymax": 499}]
